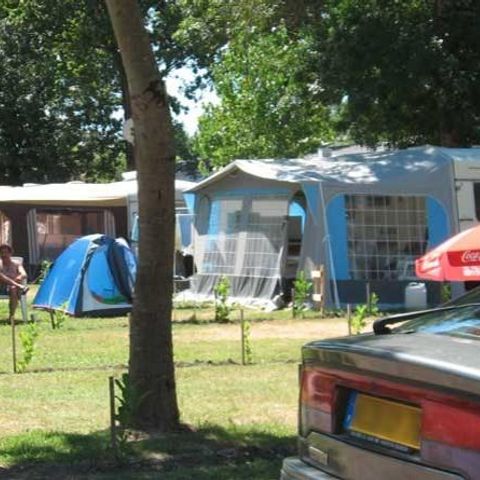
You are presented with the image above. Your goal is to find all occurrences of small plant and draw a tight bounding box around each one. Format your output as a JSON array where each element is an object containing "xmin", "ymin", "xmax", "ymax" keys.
[
  {"xmin": 214, "ymin": 276, "xmax": 231, "ymax": 323},
  {"xmin": 115, "ymin": 374, "xmax": 135, "ymax": 432},
  {"xmin": 293, "ymin": 271, "xmax": 312, "ymax": 318},
  {"xmin": 441, "ymin": 283, "xmax": 452, "ymax": 303},
  {"xmin": 112, "ymin": 373, "xmax": 150, "ymax": 455},
  {"xmin": 351, "ymin": 304, "xmax": 368, "ymax": 335},
  {"xmin": 241, "ymin": 315, "xmax": 253, "ymax": 365},
  {"xmin": 50, "ymin": 307, "xmax": 68, "ymax": 330},
  {"xmin": 17, "ymin": 321, "xmax": 39, "ymax": 373},
  {"xmin": 36, "ymin": 260, "xmax": 52, "ymax": 284},
  {"xmin": 368, "ymin": 292, "xmax": 380, "ymax": 317}
]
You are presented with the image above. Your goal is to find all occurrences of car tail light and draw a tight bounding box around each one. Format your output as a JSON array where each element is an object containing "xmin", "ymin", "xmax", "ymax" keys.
[
  {"xmin": 422, "ymin": 400, "xmax": 480, "ymax": 450},
  {"xmin": 299, "ymin": 367, "xmax": 337, "ymax": 436},
  {"xmin": 420, "ymin": 400, "xmax": 480, "ymax": 477}
]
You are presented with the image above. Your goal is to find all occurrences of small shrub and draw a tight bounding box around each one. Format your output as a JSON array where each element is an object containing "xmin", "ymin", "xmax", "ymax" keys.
[
  {"xmin": 351, "ymin": 304, "xmax": 368, "ymax": 335},
  {"xmin": 293, "ymin": 271, "xmax": 312, "ymax": 318},
  {"xmin": 241, "ymin": 317, "xmax": 253, "ymax": 365},
  {"xmin": 36, "ymin": 260, "xmax": 52, "ymax": 284},
  {"xmin": 17, "ymin": 321, "xmax": 40, "ymax": 373},
  {"xmin": 441, "ymin": 283, "xmax": 451, "ymax": 303},
  {"xmin": 113, "ymin": 373, "xmax": 151, "ymax": 454},
  {"xmin": 115, "ymin": 373, "xmax": 137, "ymax": 431},
  {"xmin": 214, "ymin": 276, "xmax": 231, "ymax": 323},
  {"xmin": 368, "ymin": 292, "xmax": 380, "ymax": 317},
  {"xmin": 50, "ymin": 309, "xmax": 68, "ymax": 330}
]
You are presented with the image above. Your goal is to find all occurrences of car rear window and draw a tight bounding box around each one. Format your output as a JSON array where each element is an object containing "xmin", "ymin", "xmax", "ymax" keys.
[{"xmin": 393, "ymin": 305, "xmax": 480, "ymax": 338}]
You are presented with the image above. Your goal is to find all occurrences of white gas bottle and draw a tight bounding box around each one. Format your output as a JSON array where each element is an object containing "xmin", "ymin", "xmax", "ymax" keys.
[{"xmin": 405, "ymin": 282, "xmax": 427, "ymax": 310}]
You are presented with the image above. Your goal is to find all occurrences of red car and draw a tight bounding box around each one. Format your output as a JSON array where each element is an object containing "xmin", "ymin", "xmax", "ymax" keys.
[{"xmin": 281, "ymin": 299, "xmax": 480, "ymax": 479}]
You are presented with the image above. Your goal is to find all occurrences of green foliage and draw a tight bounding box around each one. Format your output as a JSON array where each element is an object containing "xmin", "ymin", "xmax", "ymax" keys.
[
  {"xmin": 314, "ymin": 0, "xmax": 480, "ymax": 147},
  {"xmin": 441, "ymin": 283, "xmax": 452, "ymax": 304},
  {"xmin": 114, "ymin": 373, "xmax": 137, "ymax": 430},
  {"xmin": 35, "ymin": 260, "xmax": 52, "ymax": 285},
  {"xmin": 241, "ymin": 317, "xmax": 253, "ymax": 365},
  {"xmin": 351, "ymin": 304, "xmax": 368, "ymax": 335},
  {"xmin": 114, "ymin": 374, "xmax": 133, "ymax": 451},
  {"xmin": 173, "ymin": 119, "xmax": 199, "ymax": 177},
  {"xmin": 350, "ymin": 292, "xmax": 380, "ymax": 334},
  {"xmin": 17, "ymin": 321, "xmax": 40, "ymax": 373},
  {"xmin": 0, "ymin": 0, "xmax": 198, "ymax": 184},
  {"xmin": 214, "ymin": 276, "xmax": 231, "ymax": 323},
  {"xmin": 113, "ymin": 373, "xmax": 150, "ymax": 454},
  {"xmin": 182, "ymin": 0, "xmax": 480, "ymax": 151},
  {"xmin": 50, "ymin": 305, "xmax": 68, "ymax": 330},
  {"xmin": 293, "ymin": 271, "xmax": 312, "ymax": 318},
  {"xmin": 193, "ymin": 23, "xmax": 334, "ymax": 169},
  {"xmin": 368, "ymin": 292, "xmax": 380, "ymax": 317},
  {"xmin": 0, "ymin": 1, "xmax": 125, "ymax": 184}
]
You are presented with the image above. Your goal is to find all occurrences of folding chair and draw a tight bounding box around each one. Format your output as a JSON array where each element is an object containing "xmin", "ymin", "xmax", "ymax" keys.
[{"xmin": 0, "ymin": 256, "xmax": 28, "ymax": 322}]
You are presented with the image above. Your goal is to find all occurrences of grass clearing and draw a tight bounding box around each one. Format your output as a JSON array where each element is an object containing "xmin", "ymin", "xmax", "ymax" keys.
[{"xmin": 0, "ymin": 295, "xmax": 350, "ymax": 479}]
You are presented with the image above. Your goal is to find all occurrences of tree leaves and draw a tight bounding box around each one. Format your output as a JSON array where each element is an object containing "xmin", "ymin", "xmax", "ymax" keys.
[
  {"xmin": 314, "ymin": 0, "xmax": 480, "ymax": 147},
  {"xmin": 0, "ymin": 0, "xmax": 196, "ymax": 184},
  {"xmin": 193, "ymin": 23, "xmax": 334, "ymax": 169}
]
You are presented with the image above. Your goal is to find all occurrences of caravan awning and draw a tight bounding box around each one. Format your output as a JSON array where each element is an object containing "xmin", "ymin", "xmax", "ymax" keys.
[
  {"xmin": 186, "ymin": 145, "xmax": 480, "ymax": 193},
  {"xmin": 0, "ymin": 182, "xmax": 137, "ymax": 207},
  {"xmin": 0, "ymin": 178, "xmax": 197, "ymax": 208}
]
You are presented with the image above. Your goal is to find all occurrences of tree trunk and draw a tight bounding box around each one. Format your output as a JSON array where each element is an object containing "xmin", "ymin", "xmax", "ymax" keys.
[{"xmin": 105, "ymin": 0, "xmax": 180, "ymax": 431}]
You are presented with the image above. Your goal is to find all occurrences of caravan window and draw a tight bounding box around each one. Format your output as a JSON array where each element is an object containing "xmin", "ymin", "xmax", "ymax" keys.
[
  {"xmin": 345, "ymin": 195, "xmax": 428, "ymax": 280},
  {"xmin": 36, "ymin": 210, "xmax": 108, "ymax": 261},
  {"xmin": 196, "ymin": 195, "xmax": 288, "ymax": 278}
]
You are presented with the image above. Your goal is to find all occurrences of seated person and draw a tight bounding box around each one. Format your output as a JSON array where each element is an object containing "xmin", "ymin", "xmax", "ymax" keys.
[{"xmin": 0, "ymin": 244, "xmax": 28, "ymax": 321}]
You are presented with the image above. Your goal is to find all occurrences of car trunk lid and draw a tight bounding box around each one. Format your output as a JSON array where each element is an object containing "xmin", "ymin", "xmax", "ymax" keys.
[{"xmin": 299, "ymin": 333, "xmax": 480, "ymax": 479}]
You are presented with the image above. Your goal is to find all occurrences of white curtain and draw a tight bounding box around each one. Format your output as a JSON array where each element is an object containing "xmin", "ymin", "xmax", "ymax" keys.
[
  {"xmin": 27, "ymin": 209, "xmax": 39, "ymax": 265},
  {"xmin": 191, "ymin": 194, "xmax": 289, "ymax": 303},
  {"xmin": 104, "ymin": 211, "xmax": 116, "ymax": 237}
]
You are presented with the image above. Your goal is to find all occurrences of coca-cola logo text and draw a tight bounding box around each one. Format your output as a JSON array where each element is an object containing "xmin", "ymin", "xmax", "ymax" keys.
[{"xmin": 461, "ymin": 250, "xmax": 480, "ymax": 264}]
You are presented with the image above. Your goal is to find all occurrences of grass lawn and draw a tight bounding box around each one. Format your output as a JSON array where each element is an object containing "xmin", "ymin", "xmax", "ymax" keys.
[{"xmin": 0, "ymin": 295, "xmax": 350, "ymax": 479}]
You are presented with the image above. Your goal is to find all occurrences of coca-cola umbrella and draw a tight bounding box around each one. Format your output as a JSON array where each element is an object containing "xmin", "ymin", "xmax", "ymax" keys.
[{"xmin": 415, "ymin": 224, "xmax": 480, "ymax": 281}]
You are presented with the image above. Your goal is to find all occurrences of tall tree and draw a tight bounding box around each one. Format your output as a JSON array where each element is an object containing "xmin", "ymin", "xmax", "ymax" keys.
[
  {"xmin": 179, "ymin": 0, "xmax": 480, "ymax": 150},
  {"xmin": 313, "ymin": 0, "xmax": 480, "ymax": 147},
  {"xmin": 193, "ymin": 24, "xmax": 334, "ymax": 169},
  {"xmin": 0, "ymin": 1, "xmax": 125, "ymax": 184},
  {"xmin": 0, "ymin": 0, "xmax": 197, "ymax": 185},
  {"xmin": 106, "ymin": 0, "xmax": 180, "ymax": 430}
]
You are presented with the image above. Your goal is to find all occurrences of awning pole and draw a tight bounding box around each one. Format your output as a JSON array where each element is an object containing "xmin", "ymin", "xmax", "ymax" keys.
[{"xmin": 319, "ymin": 183, "xmax": 340, "ymax": 309}]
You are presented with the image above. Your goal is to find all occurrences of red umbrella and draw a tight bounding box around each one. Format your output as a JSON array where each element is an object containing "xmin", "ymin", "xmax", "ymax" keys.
[{"xmin": 416, "ymin": 224, "xmax": 480, "ymax": 281}]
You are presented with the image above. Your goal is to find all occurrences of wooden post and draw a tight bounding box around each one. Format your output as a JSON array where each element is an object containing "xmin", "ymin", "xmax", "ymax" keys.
[
  {"xmin": 311, "ymin": 265, "xmax": 325, "ymax": 316},
  {"xmin": 347, "ymin": 304, "xmax": 352, "ymax": 336},
  {"xmin": 109, "ymin": 376, "xmax": 117, "ymax": 454},
  {"xmin": 49, "ymin": 311, "xmax": 56, "ymax": 329},
  {"xmin": 11, "ymin": 316, "xmax": 17, "ymax": 374},
  {"xmin": 240, "ymin": 309, "xmax": 247, "ymax": 365}
]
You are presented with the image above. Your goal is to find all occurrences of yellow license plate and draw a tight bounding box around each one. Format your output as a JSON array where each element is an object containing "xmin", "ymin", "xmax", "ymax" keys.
[{"xmin": 344, "ymin": 392, "xmax": 421, "ymax": 450}]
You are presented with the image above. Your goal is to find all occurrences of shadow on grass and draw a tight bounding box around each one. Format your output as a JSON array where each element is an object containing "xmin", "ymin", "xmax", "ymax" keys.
[{"xmin": 0, "ymin": 424, "xmax": 296, "ymax": 479}]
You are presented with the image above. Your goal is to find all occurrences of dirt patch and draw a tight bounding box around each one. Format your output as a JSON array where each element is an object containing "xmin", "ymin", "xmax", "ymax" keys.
[{"xmin": 176, "ymin": 318, "xmax": 349, "ymax": 342}]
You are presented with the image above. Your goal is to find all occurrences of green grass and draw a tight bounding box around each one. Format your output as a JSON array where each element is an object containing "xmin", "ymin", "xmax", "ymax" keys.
[{"xmin": 0, "ymin": 296, "xmax": 349, "ymax": 479}]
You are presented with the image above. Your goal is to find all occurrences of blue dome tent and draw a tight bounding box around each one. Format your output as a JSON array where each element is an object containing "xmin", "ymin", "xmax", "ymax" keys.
[{"xmin": 33, "ymin": 234, "xmax": 137, "ymax": 317}]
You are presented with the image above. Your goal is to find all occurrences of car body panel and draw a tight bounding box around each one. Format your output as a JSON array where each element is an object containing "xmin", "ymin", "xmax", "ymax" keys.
[
  {"xmin": 296, "ymin": 433, "xmax": 464, "ymax": 480},
  {"xmin": 303, "ymin": 333, "xmax": 480, "ymax": 399},
  {"xmin": 283, "ymin": 317, "xmax": 480, "ymax": 479}
]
